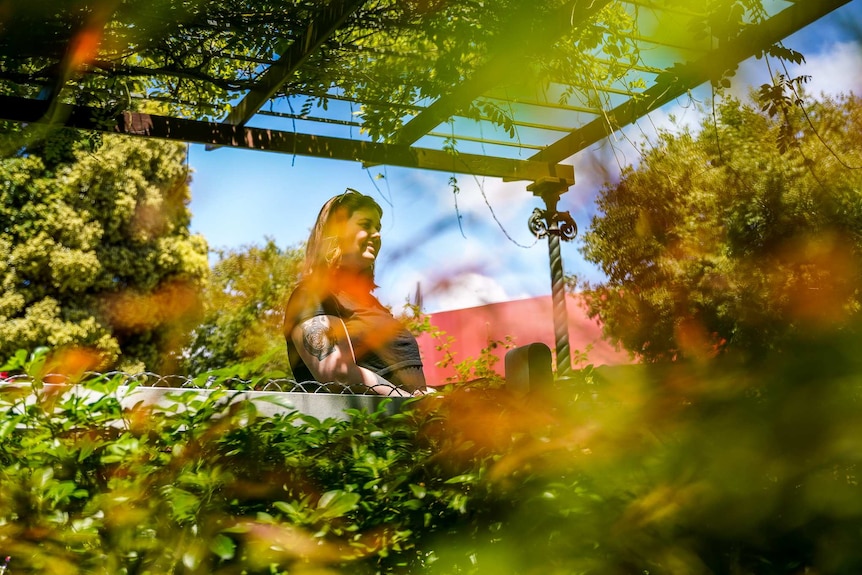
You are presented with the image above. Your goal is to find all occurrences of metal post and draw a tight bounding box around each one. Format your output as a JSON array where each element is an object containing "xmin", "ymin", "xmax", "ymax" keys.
[{"xmin": 527, "ymin": 178, "xmax": 577, "ymax": 378}]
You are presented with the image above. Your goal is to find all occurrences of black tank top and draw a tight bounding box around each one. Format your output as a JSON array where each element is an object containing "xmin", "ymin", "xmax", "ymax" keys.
[{"xmin": 284, "ymin": 279, "xmax": 426, "ymax": 393}]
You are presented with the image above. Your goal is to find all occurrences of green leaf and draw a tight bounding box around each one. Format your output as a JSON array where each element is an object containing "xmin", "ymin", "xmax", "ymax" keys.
[
  {"xmin": 444, "ymin": 474, "xmax": 477, "ymax": 484},
  {"xmin": 0, "ymin": 348, "xmax": 29, "ymax": 371},
  {"xmin": 209, "ymin": 533, "xmax": 236, "ymax": 561},
  {"xmin": 315, "ymin": 490, "xmax": 360, "ymax": 519}
]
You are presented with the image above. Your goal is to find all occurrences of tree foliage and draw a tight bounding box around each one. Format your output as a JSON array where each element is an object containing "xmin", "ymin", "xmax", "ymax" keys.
[
  {"xmin": 580, "ymin": 93, "xmax": 862, "ymax": 362},
  {"xmin": 3, "ymin": 324, "xmax": 862, "ymax": 574},
  {"xmin": 0, "ymin": 131, "xmax": 209, "ymax": 372},
  {"xmin": 0, "ymin": 0, "xmax": 639, "ymax": 134},
  {"xmin": 0, "ymin": 0, "xmax": 800, "ymax": 143},
  {"xmin": 181, "ymin": 239, "xmax": 303, "ymax": 378}
]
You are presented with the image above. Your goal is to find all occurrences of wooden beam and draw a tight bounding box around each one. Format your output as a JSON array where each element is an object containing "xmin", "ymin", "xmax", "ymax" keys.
[
  {"xmin": 0, "ymin": 95, "xmax": 573, "ymax": 184},
  {"xmin": 530, "ymin": 0, "xmax": 853, "ymax": 164},
  {"xmin": 222, "ymin": 0, "xmax": 366, "ymax": 127},
  {"xmin": 258, "ymin": 108, "xmax": 577, "ymax": 134},
  {"xmin": 481, "ymin": 93, "xmax": 602, "ymax": 116},
  {"xmin": 393, "ymin": 0, "xmax": 613, "ymax": 146}
]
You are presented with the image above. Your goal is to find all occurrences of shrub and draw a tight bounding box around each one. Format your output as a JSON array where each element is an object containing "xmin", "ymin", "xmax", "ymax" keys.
[{"xmin": 2, "ymin": 331, "xmax": 862, "ymax": 574}]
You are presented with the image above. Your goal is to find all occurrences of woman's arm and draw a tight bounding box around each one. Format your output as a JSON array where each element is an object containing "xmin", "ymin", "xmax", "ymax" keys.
[{"xmin": 291, "ymin": 314, "xmax": 413, "ymax": 397}]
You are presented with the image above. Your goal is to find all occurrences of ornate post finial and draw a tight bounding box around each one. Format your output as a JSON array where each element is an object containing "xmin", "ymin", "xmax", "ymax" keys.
[{"xmin": 528, "ymin": 207, "xmax": 577, "ymax": 241}]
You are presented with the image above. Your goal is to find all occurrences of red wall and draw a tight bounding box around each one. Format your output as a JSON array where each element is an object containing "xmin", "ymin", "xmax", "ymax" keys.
[{"xmin": 416, "ymin": 294, "xmax": 633, "ymax": 386}]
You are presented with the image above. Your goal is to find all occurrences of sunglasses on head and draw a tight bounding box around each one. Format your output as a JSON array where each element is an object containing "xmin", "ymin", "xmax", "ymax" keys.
[
  {"xmin": 330, "ymin": 187, "xmax": 361, "ymax": 206},
  {"xmin": 341, "ymin": 187, "xmax": 361, "ymax": 197}
]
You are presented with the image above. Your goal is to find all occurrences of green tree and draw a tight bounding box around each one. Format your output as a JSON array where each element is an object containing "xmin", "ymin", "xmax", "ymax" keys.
[
  {"xmin": 0, "ymin": 131, "xmax": 209, "ymax": 372},
  {"xmin": 181, "ymin": 239, "xmax": 303, "ymax": 378},
  {"xmin": 580, "ymin": 93, "xmax": 862, "ymax": 362}
]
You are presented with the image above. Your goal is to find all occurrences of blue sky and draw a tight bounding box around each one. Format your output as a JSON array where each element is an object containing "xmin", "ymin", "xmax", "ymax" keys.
[{"xmin": 188, "ymin": 1, "xmax": 862, "ymax": 313}]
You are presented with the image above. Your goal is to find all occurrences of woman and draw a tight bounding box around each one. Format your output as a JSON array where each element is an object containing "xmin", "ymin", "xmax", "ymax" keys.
[{"xmin": 283, "ymin": 189, "xmax": 427, "ymax": 396}]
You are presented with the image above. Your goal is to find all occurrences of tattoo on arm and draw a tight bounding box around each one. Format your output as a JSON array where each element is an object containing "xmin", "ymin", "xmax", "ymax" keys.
[{"xmin": 302, "ymin": 317, "xmax": 337, "ymax": 361}]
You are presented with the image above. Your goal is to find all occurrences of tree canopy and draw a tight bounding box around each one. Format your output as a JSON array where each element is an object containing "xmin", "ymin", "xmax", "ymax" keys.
[
  {"xmin": 181, "ymin": 239, "xmax": 303, "ymax": 378},
  {"xmin": 580, "ymin": 92, "xmax": 862, "ymax": 362},
  {"xmin": 0, "ymin": 131, "xmax": 209, "ymax": 372},
  {"xmin": 0, "ymin": 0, "xmax": 640, "ymax": 133}
]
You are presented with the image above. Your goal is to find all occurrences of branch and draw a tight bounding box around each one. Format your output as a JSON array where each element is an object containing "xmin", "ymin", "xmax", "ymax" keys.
[{"xmin": 89, "ymin": 60, "xmax": 257, "ymax": 91}]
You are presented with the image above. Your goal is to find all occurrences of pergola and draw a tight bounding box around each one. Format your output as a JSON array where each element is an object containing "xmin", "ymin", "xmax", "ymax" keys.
[{"xmin": 0, "ymin": 0, "xmax": 851, "ymax": 375}]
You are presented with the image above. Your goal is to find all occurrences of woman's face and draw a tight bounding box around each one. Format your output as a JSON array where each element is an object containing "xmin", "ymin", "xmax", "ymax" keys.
[{"xmin": 336, "ymin": 207, "xmax": 381, "ymax": 272}]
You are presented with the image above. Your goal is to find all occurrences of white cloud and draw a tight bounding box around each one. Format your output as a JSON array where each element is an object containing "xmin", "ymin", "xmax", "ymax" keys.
[
  {"xmin": 728, "ymin": 40, "xmax": 862, "ymax": 101},
  {"xmin": 791, "ymin": 41, "xmax": 862, "ymax": 98},
  {"xmin": 424, "ymin": 272, "xmax": 522, "ymax": 312}
]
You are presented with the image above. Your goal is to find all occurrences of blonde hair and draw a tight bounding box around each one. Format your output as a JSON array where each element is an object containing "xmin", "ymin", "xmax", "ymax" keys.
[{"xmin": 303, "ymin": 189, "xmax": 383, "ymax": 279}]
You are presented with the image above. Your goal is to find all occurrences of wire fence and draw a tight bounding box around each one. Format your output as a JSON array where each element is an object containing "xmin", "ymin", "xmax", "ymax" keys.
[{"xmin": 0, "ymin": 372, "xmax": 406, "ymax": 395}]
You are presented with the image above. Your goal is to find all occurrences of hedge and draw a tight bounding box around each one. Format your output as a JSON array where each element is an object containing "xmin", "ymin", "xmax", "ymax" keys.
[{"xmin": 2, "ymin": 331, "xmax": 862, "ymax": 574}]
